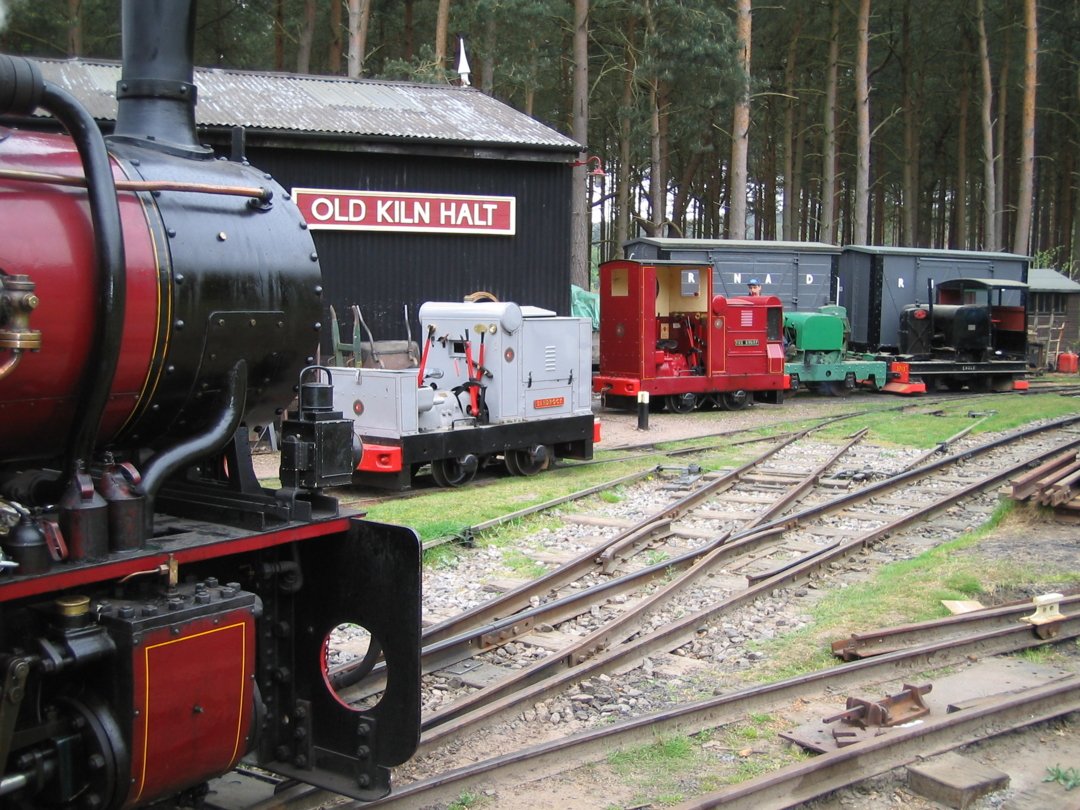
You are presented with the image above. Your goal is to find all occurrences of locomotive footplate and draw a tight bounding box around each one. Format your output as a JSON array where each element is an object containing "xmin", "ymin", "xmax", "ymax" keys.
[
  {"xmin": 900, "ymin": 358, "xmax": 1028, "ymax": 391},
  {"xmin": 354, "ymin": 413, "xmax": 596, "ymax": 490}
]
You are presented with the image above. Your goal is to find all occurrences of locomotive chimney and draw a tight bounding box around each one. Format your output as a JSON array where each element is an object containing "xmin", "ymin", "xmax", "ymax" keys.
[{"xmin": 111, "ymin": 0, "xmax": 208, "ymax": 155}]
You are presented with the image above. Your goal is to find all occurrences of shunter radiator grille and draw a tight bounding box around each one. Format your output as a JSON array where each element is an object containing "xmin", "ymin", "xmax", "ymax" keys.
[
  {"xmin": 741, "ymin": 310, "xmax": 753, "ymax": 327},
  {"xmin": 545, "ymin": 345, "xmax": 557, "ymax": 371}
]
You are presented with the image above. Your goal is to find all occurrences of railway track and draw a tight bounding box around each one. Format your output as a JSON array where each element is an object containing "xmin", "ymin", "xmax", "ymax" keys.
[
  {"xmin": 207, "ymin": 412, "xmax": 1080, "ymax": 810},
  {"xmin": 387, "ymin": 415, "xmax": 1080, "ymax": 751},
  {"xmin": 352, "ymin": 601, "xmax": 1080, "ymax": 809}
]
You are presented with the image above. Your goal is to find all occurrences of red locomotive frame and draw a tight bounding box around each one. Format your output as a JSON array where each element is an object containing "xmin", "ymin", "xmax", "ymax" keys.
[{"xmin": 594, "ymin": 259, "xmax": 788, "ymax": 413}]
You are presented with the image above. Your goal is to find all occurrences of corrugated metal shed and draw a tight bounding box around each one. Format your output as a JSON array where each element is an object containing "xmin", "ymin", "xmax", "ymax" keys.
[{"xmin": 31, "ymin": 58, "xmax": 580, "ymax": 152}]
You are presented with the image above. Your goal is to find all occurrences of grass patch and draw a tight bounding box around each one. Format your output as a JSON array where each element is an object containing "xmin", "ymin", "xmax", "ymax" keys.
[
  {"xmin": 712, "ymin": 716, "xmax": 811, "ymax": 785},
  {"xmin": 447, "ymin": 790, "xmax": 487, "ymax": 809},
  {"xmin": 361, "ymin": 453, "xmax": 667, "ymax": 541},
  {"xmin": 1016, "ymin": 645, "xmax": 1066, "ymax": 666},
  {"xmin": 500, "ymin": 549, "xmax": 548, "ymax": 579},
  {"xmin": 811, "ymin": 394, "xmax": 1080, "ymax": 448},
  {"xmin": 422, "ymin": 541, "xmax": 465, "ymax": 569},
  {"xmin": 601, "ymin": 723, "xmax": 810, "ymax": 806},
  {"xmin": 605, "ymin": 736, "xmax": 701, "ymax": 806},
  {"xmin": 608, "ymin": 736, "xmax": 696, "ymax": 773},
  {"xmin": 1044, "ymin": 764, "xmax": 1080, "ymax": 790},
  {"xmin": 750, "ymin": 499, "xmax": 1079, "ymax": 677},
  {"xmin": 643, "ymin": 549, "xmax": 670, "ymax": 567}
]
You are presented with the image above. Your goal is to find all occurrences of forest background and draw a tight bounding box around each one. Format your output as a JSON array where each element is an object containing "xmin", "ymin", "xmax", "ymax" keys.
[{"xmin": 0, "ymin": 0, "xmax": 1076, "ymax": 289}]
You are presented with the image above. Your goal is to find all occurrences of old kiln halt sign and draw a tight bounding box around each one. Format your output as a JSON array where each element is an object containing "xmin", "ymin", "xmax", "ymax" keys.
[{"xmin": 292, "ymin": 188, "xmax": 516, "ymax": 235}]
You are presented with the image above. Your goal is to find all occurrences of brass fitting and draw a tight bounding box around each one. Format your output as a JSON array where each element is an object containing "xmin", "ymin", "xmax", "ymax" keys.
[
  {"xmin": 0, "ymin": 272, "xmax": 42, "ymax": 351},
  {"xmin": 0, "ymin": 272, "xmax": 42, "ymax": 381}
]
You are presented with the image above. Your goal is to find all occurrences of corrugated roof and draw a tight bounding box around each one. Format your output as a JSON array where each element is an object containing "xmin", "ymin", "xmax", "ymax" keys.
[
  {"xmin": 1029, "ymin": 267, "xmax": 1080, "ymax": 293},
  {"xmin": 30, "ymin": 58, "xmax": 581, "ymax": 152}
]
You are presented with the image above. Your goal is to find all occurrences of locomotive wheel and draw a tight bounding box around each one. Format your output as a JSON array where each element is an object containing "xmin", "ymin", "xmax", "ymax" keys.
[
  {"xmin": 720, "ymin": 390, "xmax": 749, "ymax": 411},
  {"xmin": 823, "ymin": 381, "xmax": 851, "ymax": 397},
  {"xmin": 54, "ymin": 695, "xmax": 127, "ymax": 810},
  {"xmin": 505, "ymin": 446, "xmax": 550, "ymax": 477},
  {"xmin": 666, "ymin": 393, "xmax": 697, "ymax": 413},
  {"xmin": 431, "ymin": 456, "xmax": 478, "ymax": 487}
]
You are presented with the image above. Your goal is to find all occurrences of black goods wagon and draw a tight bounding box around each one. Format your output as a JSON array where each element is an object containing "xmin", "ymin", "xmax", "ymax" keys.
[
  {"xmin": 838, "ymin": 246, "xmax": 1030, "ymax": 392},
  {"xmin": 623, "ymin": 238, "xmax": 839, "ymax": 312},
  {"xmin": 838, "ymin": 246, "xmax": 1028, "ymax": 351}
]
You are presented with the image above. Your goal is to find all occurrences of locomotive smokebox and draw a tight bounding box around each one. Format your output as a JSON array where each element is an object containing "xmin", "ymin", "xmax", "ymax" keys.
[
  {"xmin": 0, "ymin": 0, "xmax": 323, "ymax": 472},
  {"xmin": 112, "ymin": 0, "xmax": 206, "ymax": 154}
]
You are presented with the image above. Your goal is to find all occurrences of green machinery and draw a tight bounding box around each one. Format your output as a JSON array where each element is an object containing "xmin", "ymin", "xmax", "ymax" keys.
[{"xmin": 784, "ymin": 306, "xmax": 888, "ymax": 395}]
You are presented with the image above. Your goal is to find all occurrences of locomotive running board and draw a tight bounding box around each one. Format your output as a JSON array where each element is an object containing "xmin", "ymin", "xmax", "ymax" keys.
[{"xmin": 260, "ymin": 516, "xmax": 422, "ymax": 801}]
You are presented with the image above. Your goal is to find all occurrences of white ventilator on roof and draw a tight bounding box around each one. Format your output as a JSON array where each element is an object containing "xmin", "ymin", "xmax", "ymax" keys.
[{"xmin": 456, "ymin": 37, "xmax": 472, "ymax": 87}]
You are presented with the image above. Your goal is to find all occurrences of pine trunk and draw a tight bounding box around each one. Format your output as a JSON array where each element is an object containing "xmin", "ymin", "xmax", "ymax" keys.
[
  {"xmin": 615, "ymin": 24, "xmax": 635, "ymax": 250},
  {"xmin": 1012, "ymin": 0, "xmax": 1037, "ymax": 255},
  {"xmin": 729, "ymin": 0, "xmax": 752, "ymax": 239},
  {"xmin": 954, "ymin": 58, "xmax": 970, "ymax": 248},
  {"xmin": 853, "ymin": 0, "xmax": 871, "ymax": 245},
  {"xmin": 569, "ymin": 0, "xmax": 589, "ymax": 289},
  {"xmin": 347, "ymin": 0, "xmax": 367, "ymax": 78},
  {"xmin": 481, "ymin": 16, "xmax": 496, "ymax": 93},
  {"xmin": 901, "ymin": 0, "xmax": 919, "ymax": 245},
  {"xmin": 975, "ymin": 0, "xmax": 997, "ymax": 250},
  {"xmin": 821, "ymin": 0, "xmax": 840, "ymax": 244},
  {"xmin": 781, "ymin": 15, "xmax": 802, "ymax": 242},
  {"xmin": 650, "ymin": 82, "xmax": 663, "ymax": 230},
  {"xmin": 994, "ymin": 24, "xmax": 1010, "ymax": 249},
  {"xmin": 297, "ymin": 0, "xmax": 317, "ymax": 74},
  {"xmin": 329, "ymin": 0, "xmax": 343, "ymax": 74},
  {"xmin": 762, "ymin": 102, "xmax": 777, "ymax": 240},
  {"xmin": 67, "ymin": 0, "xmax": 82, "ymax": 56},
  {"xmin": 435, "ymin": 0, "xmax": 451, "ymax": 70}
]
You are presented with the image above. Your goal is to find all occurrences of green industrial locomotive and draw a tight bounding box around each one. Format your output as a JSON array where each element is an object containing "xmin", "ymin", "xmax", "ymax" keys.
[{"xmin": 784, "ymin": 306, "xmax": 897, "ymax": 396}]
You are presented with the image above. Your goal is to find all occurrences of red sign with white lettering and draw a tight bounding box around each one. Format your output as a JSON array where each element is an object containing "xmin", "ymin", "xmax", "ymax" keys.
[{"xmin": 291, "ymin": 188, "xmax": 516, "ymax": 235}]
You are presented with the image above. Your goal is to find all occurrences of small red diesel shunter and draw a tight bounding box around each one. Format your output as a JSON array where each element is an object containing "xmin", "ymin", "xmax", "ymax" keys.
[{"xmin": 594, "ymin": 259, "xmax": 788, "ymax": 413}]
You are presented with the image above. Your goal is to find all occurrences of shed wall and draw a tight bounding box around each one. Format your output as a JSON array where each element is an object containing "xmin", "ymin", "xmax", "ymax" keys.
[{"xmin": 245, "ymin": 146, "xmax": 573, "ymax": 348}]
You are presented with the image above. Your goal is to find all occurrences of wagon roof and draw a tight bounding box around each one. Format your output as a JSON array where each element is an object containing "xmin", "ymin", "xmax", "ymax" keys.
[
  {"xmin": 626, "ymin": 238, "xmax": 840, "ymax": 254},
  {"xmin": 842, "ymin": 245, "xmax": 1029, "ymax": 262}
]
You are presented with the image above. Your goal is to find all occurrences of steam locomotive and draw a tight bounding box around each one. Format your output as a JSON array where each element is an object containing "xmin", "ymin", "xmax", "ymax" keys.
[{"xmin": 0, "ymin": 2, "xmax": 421, "ymax": 807}]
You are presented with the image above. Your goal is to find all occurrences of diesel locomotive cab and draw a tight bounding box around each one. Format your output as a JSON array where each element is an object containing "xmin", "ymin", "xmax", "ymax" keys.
[{"xmin": 0, "ymin": 2, "xmax": 422, "ymax": 807}]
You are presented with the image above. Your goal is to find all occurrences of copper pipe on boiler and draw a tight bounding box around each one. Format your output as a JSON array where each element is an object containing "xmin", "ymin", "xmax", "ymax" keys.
[{"xmin": 0, "ymin": 168, "xmax": 273, "ymax": 202}]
